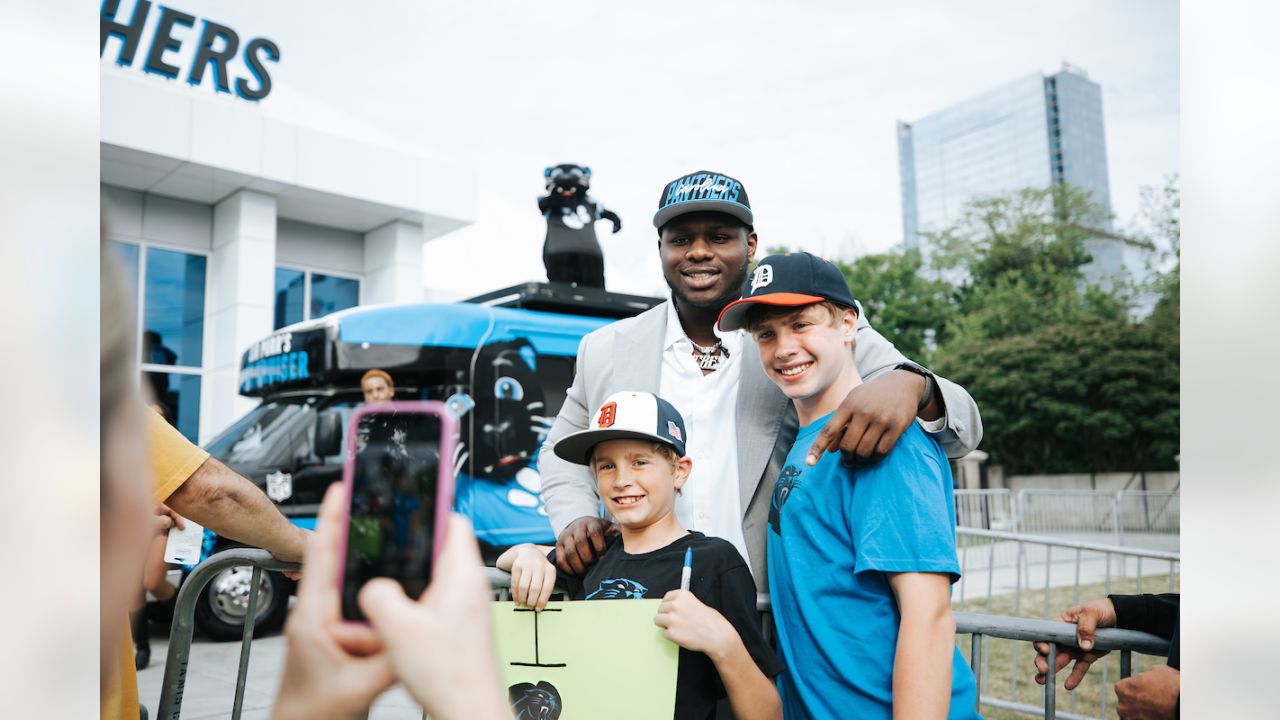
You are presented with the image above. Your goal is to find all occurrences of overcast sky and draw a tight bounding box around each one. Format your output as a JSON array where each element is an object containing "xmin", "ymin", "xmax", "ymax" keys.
[{"xmin": 158, "ymin": 0, "xmax": 1180, "ymax": 298}]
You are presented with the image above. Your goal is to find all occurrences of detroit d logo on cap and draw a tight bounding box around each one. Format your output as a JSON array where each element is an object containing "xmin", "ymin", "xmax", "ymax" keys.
[{"xmin": 750, "ymin": 264, "xmax": 774, "ymax": 293}]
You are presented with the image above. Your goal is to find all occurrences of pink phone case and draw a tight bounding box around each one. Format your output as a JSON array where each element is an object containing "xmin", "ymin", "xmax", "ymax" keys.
[{"xmin": 335, "ymin": 400, "xmax": 459, "ymax": 622}]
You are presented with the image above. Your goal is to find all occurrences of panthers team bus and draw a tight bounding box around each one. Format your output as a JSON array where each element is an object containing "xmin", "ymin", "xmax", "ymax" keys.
[{"xmin": 183, "ymin": 283, "xmax": 660, "ymax": 639}]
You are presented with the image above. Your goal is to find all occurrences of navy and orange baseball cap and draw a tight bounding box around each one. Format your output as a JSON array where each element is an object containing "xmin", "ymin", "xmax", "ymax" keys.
[
  {"xmin": 716, "ymin": 252, "xmax": 858, "ymax": 331},
  {"xmin": 653, "ymin": 170, "xmax": 753, "ymax": 230},
  {"xmin": 553, "ymin": 391, "xmax": 689, "ymax": 465}
]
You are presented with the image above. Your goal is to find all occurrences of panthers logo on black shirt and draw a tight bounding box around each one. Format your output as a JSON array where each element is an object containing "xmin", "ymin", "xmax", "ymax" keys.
[
  {"xmin": 769, "ymin": 464, "xmax": 803, "ymax": 534},
  {"xmin": 585, "ymin": 578, "xmax": 648, "ymax": 600}
]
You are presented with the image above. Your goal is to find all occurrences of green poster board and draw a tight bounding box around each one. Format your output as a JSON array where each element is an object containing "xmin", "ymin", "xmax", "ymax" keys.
[{"xmin": 491, "ymin": 600, "xmax": 679, "ymax": 719}]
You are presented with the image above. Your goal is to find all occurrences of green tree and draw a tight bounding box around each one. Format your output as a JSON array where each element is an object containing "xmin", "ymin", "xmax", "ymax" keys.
[
  {"xmin": 928, "ymin": 183, "xmax": 1179, "ymax": 472},
  {"xmin": 833, "ymin": 249, "xmax": 954, "ymax": 363},
  {"xmin": 1135, "ymin": 176, "xmax": 1180, "ymax": 336},
  {"xmin": 927, "ymin": 184, "xmax": 1126, "ymax": 344},
  {"xmin": 938, "ymin": 318, "xmax": 1179, "ymax": 473}
]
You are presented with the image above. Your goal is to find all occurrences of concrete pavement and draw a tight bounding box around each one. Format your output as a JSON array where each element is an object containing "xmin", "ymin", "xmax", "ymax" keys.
[{"xmin": 136, "ymin": 629, "xmax": 426, "ymax": 719}]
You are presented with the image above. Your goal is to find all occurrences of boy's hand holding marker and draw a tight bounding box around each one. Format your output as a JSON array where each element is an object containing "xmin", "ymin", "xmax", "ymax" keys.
[{"xmin": 654, "ymin": 548, "xmax": 730, "ymax": 656}]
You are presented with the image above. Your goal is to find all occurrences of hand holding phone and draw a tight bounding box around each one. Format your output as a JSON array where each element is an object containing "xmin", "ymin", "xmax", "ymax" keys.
[
  {"xmin": 359, "ymin": 514, "xmax": 509, "ymax": 720},
  {"xmin": 275, "ymin": 482, "xmax": 396, "ymax": 720},
  {"xmin": 338, "ymin": 401, "xmax": 458, "ymax": 622}
]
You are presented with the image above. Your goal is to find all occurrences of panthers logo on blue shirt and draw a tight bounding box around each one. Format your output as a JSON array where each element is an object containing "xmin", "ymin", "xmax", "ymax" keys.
[
  {"xmin": 585, "ymin": 578, "xmax": 648, "ymax": 600},
  {"xmin": 770, "ymin": 464, "xmax": 803, "ymax": 534}
]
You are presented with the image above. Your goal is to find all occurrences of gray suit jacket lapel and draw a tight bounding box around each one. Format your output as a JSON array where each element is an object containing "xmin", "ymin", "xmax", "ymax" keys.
[
  {"xmin": 612, "ymin": 302, "xmax": 666, "ymax": 393},
  {"xmin": 735, "ymin": 335, "xmax": 790, "ymax": 517}
]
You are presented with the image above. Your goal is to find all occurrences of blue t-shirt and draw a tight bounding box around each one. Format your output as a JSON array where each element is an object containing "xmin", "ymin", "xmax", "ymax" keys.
[{"xmin": 767, "ymin": 414, "xmax": 981, "ymax": 720}]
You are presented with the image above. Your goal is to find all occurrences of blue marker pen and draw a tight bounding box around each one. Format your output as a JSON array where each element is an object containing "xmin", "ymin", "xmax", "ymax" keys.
[{"xmin": 680, "ymin": 547, "xmax": 693, "ymax": 591}]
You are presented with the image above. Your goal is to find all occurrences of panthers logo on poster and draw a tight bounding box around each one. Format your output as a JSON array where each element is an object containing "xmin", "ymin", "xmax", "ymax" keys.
[{"xmin": 509, "ymin": 681, "xmax": 563, "ymax": 720}]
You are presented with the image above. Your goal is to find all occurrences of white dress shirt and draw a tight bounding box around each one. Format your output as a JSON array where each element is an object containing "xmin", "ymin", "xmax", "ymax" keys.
[{"xmin": 659, "ymin": 300, "xmax": 752, "ymax": 566}]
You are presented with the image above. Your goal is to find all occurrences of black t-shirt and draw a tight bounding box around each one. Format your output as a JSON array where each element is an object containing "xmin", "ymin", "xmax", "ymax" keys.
[{"xmin": 551, "ymin": 532, "xmax": 784, "ymax": 720}]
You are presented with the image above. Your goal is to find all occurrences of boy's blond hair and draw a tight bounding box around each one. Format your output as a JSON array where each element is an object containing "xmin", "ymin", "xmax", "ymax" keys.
[{"xmin": 588, "ymin": 441, "xmax": 681, "ymax": 470}]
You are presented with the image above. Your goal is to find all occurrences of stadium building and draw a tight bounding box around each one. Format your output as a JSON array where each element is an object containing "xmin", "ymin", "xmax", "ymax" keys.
[{"xmin": 99, "ymin": 0, "xmax": 475, "ymax": 442}]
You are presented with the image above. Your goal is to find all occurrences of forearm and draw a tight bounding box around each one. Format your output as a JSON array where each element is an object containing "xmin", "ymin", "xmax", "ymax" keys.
[
  {"xmin": 1109, "ymin": 593, "xmax": 1179, "ymax": 638},
  {"xmin": 166, "ymin": 457, "xmax": 307, "ymax": 562},
  {"xmin": 892, "ymin": 611, "xmax": 955, "ymax": 720},
  {"xmin": 852, "ymin": 320, "xmax": 982, "ymax": 456},
  {"xmin": 712, "ymin": 639, "xmax": 782, "ymax": 720}
]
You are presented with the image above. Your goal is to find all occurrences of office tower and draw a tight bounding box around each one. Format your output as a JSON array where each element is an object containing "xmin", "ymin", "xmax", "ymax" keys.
[{"xmin": 898, "ymin": 64, "xmax": 1133, "ymax": 282}]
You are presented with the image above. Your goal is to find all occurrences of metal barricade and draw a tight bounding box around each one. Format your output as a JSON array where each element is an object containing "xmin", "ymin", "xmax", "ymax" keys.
[
  {"xmin": 1016, "ymin": 489, "xmax": 1121, "ymax": 540},
  {"xmin": 955, "ymin": 489, "xmax": 1017, "ymax": 531},
  {"xmin": 955, "ymin": 613, "xmax": 1171, "ymax": 720},
  {"xmin": 159, "ymin": 546, "xmax": 1174, "ymax": 720},
  {"xmin": 156, "ymin": 548, "xmax": 300, "ymax": 720},
  {"xmin": 954, "ymin": 528, "xmax": 1179, "ymax": 718},
  {"xmin": 1115, "ymin": 491, "xmax": 1179, "ymax": 550},
  {"xmin": 1013, "ymin": 489, "xmax": 1180, "ymax": 552}
]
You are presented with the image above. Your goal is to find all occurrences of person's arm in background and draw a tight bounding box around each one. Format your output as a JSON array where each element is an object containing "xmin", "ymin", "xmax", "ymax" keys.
[
  {"xmin": 887, "ymin": 572, "xmax": 956, "ymax": 720},
  {"xmin": 537, "ymin": 335, "xmax": 617, "ymax": 574},
  {"xmin": 148, "ymin": 410, "xmax": 307, "ymax": 563},
  {"xmin": 1110, "ymin": 593, "xmax": 1179, "ymax": 718},
  {"xmin": 165, "ymin": 456, "xmax": 309, "ymax": 563},
  {"xmin": 808, "ymin": 317, "xmax": 983, "ymax": 465},
  {"xmin": 1109, "ymin": 594, "xmax": 1179, "ymax": 643}
]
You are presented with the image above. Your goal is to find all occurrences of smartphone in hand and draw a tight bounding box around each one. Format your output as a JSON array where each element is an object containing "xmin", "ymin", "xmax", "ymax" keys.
[{"xmin": 337, "ymin": 401, "xmax": 458, "ymax": 621}]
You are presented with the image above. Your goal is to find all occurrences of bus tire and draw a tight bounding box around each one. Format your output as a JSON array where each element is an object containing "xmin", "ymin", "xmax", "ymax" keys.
[{"xmin": 193, "ymin": 564, "xmax": 290, "ymax": 641}]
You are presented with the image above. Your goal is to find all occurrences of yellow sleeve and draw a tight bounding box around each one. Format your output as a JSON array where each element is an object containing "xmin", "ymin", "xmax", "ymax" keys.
[{"xmin": 147, "ymin": 409, "xmax": 211, "ymax": 504}]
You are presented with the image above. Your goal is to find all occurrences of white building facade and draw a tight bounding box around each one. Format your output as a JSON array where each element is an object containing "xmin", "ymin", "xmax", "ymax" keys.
[{"xmin": 101, "ymin": 0, "xmax": 475, "ymax": 443}]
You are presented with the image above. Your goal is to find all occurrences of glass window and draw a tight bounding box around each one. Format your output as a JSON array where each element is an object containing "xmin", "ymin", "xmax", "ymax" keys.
[
  {"xmin": 311, "ymin": 273, "xmax": 359, "ymax": 320},
  {"xmin": 144, "ymin": 247, "xmax": 206, "ymax": 367},
  {"xmin": 274, "ymin": 267, "xmax": 306, "ymax": 329},
  {"xmin": 111, "ymin": 241, "xmax": 140, "ymax": 294},
  {"xmin": 145, "ymin": 371, "xmax": 202, "ymax": 442}
]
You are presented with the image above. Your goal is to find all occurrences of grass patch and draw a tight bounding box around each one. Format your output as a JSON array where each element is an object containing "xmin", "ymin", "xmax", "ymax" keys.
[{"xmin": 952, "ymin": 574, "xmax": 1179, "ymax": 719}]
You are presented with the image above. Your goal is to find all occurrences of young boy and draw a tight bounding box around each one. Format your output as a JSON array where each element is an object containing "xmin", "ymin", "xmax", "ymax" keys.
[
  {"xmin": 717, "ymin": 252, "xmax": 981, "ymax": 720},
  {"xmin": 497, "ymin": 391, "xmax": 783, "ymax": 720}
]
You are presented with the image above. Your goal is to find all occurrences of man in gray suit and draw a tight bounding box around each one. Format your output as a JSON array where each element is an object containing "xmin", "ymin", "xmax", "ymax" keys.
[{"xmin": 539, "ymin": 170, "xmax": 982, "ymax": 587}]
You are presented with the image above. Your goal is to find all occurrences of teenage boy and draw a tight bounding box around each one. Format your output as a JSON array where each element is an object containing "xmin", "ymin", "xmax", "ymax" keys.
[
  {"xmin": 717, "ymin": 252, "xmax": 981, "ymax": 720},
  {"xmin": 497, "ymin": 391, "xmax": 783, "ymax": 720}
]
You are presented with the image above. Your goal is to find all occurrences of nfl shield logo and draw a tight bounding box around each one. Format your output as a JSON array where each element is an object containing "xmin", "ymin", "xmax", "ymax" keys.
[{"xmin": 266, "ymin": 470, "xmax": 293, "ymax": 502}]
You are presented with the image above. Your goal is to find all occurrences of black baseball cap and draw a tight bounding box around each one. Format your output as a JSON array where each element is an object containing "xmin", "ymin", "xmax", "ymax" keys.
[
  {"xmin": 716, "ymin": 252, "xmax": 858, "ymax": 331},
  {"xmin": 652, "ymin": 170, "xmax": 753, "ymax": 230},
  {"xmin": 553, "ymin": 391, "xmax": 689, "ymax": 465}
]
